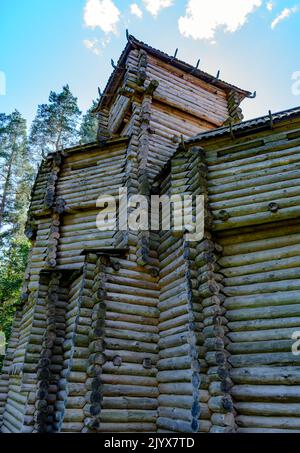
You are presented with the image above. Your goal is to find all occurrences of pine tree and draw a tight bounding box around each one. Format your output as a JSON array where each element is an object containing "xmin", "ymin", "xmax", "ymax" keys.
[
  {"xmin": 80, "ymin": 100, "xmax": 99, "ymax": 144},
  {"xmin": 0, "ymin": 111, "xmax": 32, "ymax": 364},
  {"xmin": 30, "ymin": 84, "xmax": 81, "ymax": 158},
  {"xmin": 0, "ymin": 110, "xmax": 29, "ymax": 235},
  {"xmin": 12, "ymin": 160, "xmax": 35, "ymax": 238}
]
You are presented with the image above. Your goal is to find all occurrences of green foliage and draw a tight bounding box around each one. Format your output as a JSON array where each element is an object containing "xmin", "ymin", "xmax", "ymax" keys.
[
  {"xmin": 0, "ymin": 110, "xmax": 31, "ymax": 242},
  {"xmin": 0, "ymin": 238, "xmax": 29, "ymax": 367},
  {"xmin": 80, "ymin": 100, "xmax": 99, "ymax": 144},
  {"xmin": 0, "ymin": 110, "xmax": 32, "ymax": 367},
  {"xmin": 30, "ymin": 84, "xmax": 81, "ymax": 158}
]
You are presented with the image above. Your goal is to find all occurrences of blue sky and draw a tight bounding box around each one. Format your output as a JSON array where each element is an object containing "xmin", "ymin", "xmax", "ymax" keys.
[{"xmin": 0, "ymin": 0, "xmax": 300, "ymax": 128}]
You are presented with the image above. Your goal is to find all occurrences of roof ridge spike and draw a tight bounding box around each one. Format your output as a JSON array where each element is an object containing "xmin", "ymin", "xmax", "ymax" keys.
[{"xmin": 95, "ymin": 35, "xmax": 252, "ymax": 112}]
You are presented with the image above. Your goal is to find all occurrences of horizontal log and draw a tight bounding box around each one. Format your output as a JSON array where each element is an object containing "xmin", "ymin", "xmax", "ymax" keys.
[
  {"xmin": 236, "ymin": 402, "xmax": 300, "ymax": 416},
  {"xmin": 102, "ymin": 396, "xmax": 157, "ymax": 410},
  {"xmin": 236, "ymin": 415, "xmax": 300, "ymax": 430},
  {"xmin": 156, "ymin": 417, "xmax": 196, "ymax": 433},
  {"xmin": 230, "ymin": 366, "xmax": 300, "ymax": 385},
  {"xmin": 231, "ymin": 385, "xmax": 300, "ymax": 401},
  {"xmin": 97, "ymin": 422, "xmax": 156, "ymax": 432},
  {"xmin": 100, "ymin": 409, "xmax": 156, "ymax": 423},
  {"xmin": 102, "ymin": 384, "xmax": 158, "ymax": 398}
]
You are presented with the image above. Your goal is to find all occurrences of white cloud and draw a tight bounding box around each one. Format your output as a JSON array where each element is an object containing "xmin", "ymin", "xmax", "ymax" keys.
[
  {"xmin": 271, "ymin": 6, "xmax": 298, "ymax": 29},
  {"xmin": 178, "ymin": 0, "xmax": 262, "ymax": 41},
  {"xmin": 266, "ymin": 2, "xmax": 274, "ymax": 11},
  {"xmin": 130, "ymin": 3, "xmax": 143, "ymax": 18},
  {"xmin": 143, "ymin": 0, "xmax": 173, "ymax": 17},
  {"xmin": 83, "ymin": 39, "xmax": 101, "ymax": 55},
  {"xmin": 83, "ymin": 0, "xmax": 120, "ymax": 34}
]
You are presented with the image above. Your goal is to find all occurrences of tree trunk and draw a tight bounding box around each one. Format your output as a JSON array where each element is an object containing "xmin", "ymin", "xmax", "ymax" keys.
[{"xmin": 0, "ymin": 140, "xmax": 16, "ymax": 230}]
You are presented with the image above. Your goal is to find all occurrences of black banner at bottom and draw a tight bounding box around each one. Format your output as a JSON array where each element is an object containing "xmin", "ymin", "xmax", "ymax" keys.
[{"xmin": 0, "ymin": 433, "xmax": 297, "ymax": 452}]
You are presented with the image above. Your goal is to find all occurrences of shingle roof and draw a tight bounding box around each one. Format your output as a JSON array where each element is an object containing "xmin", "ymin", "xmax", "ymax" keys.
[
  {"xmin": 187, "ymin": 105, "xmax": 300, "ymax": 143},
  {"xmin": 95, "ymin": 34, "xmax": 252, "ymax": 111}
]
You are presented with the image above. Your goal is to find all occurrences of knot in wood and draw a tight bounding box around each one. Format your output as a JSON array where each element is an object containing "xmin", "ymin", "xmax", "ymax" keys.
[
  {"xmin": 218, "ymin": 210, "xmax": 230, "ymax": 221},
  {"xmin": 268, "ymin": 202, "xmax": 279, "ymax": 212},
  {"xmin": 113, "ymin": 356, "xmax": 122, "ymax": 367}
]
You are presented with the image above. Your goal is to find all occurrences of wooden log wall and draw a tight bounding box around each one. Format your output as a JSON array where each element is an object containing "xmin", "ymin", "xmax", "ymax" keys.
[
  {"xmin": 108, "ymin": 96, "xmax": 131, "ymax": 135},
  {"xmin": 59, "ymin": 262, "xmax": 95, "ymax": 433},
  {"xmin": 194, "ymin": 117, "xmax": 300, "ymax": 433},
  {"xmin": 22, "ymin": 278, "xmax": 49, "ymax": 432},
  {"xmin": 138, "ymin": 50, "xmax": 228, "ymax": 182},
  {"xmin": 0, "ymin": 271, "xmax": 68, "ymax": 433},
  {"xmin": 206, "ymin": 125, "xmax": 300, "ymax": 231},
  {"xmin": 155, "ymin": 149, "xmax": 204, "ymax": 433},
  {"xmin": 56, "ymin": 142, "xmax": 127, "ymax": 268},
  {"xmin": 28, "ymin": 218, "xmax": 53, "ymax": 291},
  {"xmin": 0, "ymin": 154, "xmax": 65, "ymax": 433},
  {"xmin": 145, "ymin": 55, "xmax": 229, "ymax": 126},
  {"xmin": 33, "ymin": 271, "xmax": 70, "ymax": 433},
  {"xmin": 91, "ymin": 253, "xmax": 160, "ymax": 432},
  {"xmin": 0, "ymin": 283, "xmax": 48, "ymax": 433},
  {"xmin": 0, "ymin": 310, "xmax": 23, "ymax": 432},
  {"xmin": 217, "ymin": 221, "xmax": 300, "ymax": 433},
  {"xmin": 0, "ymin": 140, "xmax": 129, "ymax": 433},
  {"xmin": 153, "ymin": 145, "xmax": 237, "ymax": 433},
  {"xmin": 27, "ymin": 159, "xmax": 54, "ymax": 218},
  {"xmin": 25, "ymin": 140, "xmax": 128, "ymax": 272},
  {"xmin": 97, "ymin": 109, "xmax": 110, "ymax": 141},
  {"xmin": 158, "ymin": 228, "xmax": 203, "ymax": 433},
  {"xmin": 199, "ymin": 234, "xmax": 236, "ymax": 433},
  {"xmin": 56, "ymin": 248, "xmax": 159, "ymax": 434},
  {"xmin": 152, "ymin": 116, "xmax": 300, "ymax": 433}
]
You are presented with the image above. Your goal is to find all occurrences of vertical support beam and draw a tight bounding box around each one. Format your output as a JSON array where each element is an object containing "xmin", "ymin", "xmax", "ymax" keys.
[
  {"xmin": 85, "ymin": 255, "xmax": 107, "ymax": 431},
  {"xmin": 20, "ymin": 152, "xmax": 64, "ymax": 432},
  {"xmin": 57, "ymin": 258, "xmax": 96, "ymax": 433},
  {"xmin": 44, "ymin": 152, "xmax": 64, "ymax": 269},
  {"xmin": 187, "ymin": 146, "xmax": 236, "ymax": 433},
  {"xmin": 136, "ymin": 92, "xmax": 152, "ymax": 266},
  {"xmin": 156, "ymin": 147, "xmax": 204, "ymax": 433},
  {"xmin": 136, "ymin": 65, "xmax": 159, "ymax": 267},
  {"xmin": 34, "ymin": 272, "xmax": 62, "ymax": 432},
  {"xmin": 114, "ymin": 100, "xmax": 140, "ymax": 250}
]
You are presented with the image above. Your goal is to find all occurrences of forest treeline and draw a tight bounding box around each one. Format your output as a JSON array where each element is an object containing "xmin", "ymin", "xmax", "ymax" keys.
[{"xmin": 0, "ymin": 86, "xmax": 98, "ymax": 356}]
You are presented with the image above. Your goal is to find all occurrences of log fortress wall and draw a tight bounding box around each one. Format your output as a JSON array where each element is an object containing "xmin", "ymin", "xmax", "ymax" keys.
[{"xmin": 1, "ymin": 36, "xmax": 299, "ymax": 433}]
